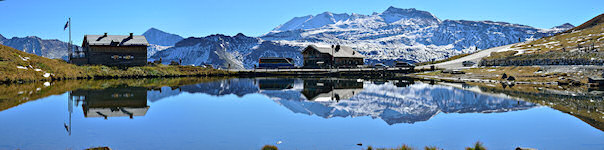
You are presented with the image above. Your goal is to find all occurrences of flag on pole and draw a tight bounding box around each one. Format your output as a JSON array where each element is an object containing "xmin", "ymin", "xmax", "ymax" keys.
[{"xmin": 64, "ymin": 20, "xmax": 69, "ymax": 30}]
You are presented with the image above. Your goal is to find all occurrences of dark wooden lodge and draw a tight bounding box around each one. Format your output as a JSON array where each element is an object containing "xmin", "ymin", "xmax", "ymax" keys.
[
  {"xmin": 302, "ymin": 45, "xmax": 365, "ymax": 69},
  {"xmin": 70, "ymin": 33, "xmax": 149, "ymax": 66}
]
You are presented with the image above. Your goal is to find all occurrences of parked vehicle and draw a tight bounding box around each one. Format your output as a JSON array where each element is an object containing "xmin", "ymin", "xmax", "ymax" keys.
[
  {"xmin": 258, "ymin": 57, "xmax": 295, "ymax": 69},
  {"xmin": 395, "ymin": 61, "xmax": 414, "ymax": 67},
  {"xmin": 462, "ymin": 61, "xmax": 476, "ymax": 67},
  {"xmin": 443, "ymin": 69, "xmax": 465, "ymax": 74},
  {"xmin": 373, "ymin": 63, "xmax": 387, "ymax": 68}
]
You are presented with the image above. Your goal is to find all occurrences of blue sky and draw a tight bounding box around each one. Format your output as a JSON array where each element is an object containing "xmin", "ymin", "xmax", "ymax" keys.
[{"xmin": 0, "ymin": 0, "xmax": 602, "ymax": 43}]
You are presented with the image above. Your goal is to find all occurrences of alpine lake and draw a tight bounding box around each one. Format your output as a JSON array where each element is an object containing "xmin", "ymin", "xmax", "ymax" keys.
[{"xmin": 0, "ymin": 77, "xmax": 603, "ymax": 150}]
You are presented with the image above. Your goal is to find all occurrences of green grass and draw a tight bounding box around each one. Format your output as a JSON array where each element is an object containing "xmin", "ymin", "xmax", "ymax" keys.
[{"xmin": 0, "ymin": 44, "xmax": 230, "ymax": 83}]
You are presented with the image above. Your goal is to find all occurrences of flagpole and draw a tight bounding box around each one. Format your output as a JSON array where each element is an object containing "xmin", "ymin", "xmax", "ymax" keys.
[{"xmin": 68, "ymin": 17, "xmax": 72, "ymax": 63}]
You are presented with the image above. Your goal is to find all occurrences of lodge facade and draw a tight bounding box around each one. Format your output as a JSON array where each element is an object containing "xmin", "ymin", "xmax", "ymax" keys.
[
  {"xmin": 71, "ymin": 33, "xmax": 149, "ymax": 66},
  {"xmin": 302, "ymin": 45, "xmax": 365, "ymax": 68}
]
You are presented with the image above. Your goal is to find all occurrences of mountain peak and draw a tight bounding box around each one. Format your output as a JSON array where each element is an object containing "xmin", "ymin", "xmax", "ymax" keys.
[
  {"xmin": 379, "ymin": 7, "xmax": 439, "ymax": 24},
  {"xmin": 235, "ymin": 33, "xmax": 246, "ymax": 37},
  {"xmin": 0, "ymin": 34, "xmax": 5, "ymax": 41},
  {"xmin": 319, "ymin": 11, "xmax": 333, "ymax": 15},
  {"xmin": 144, "ymin": 27, "xmax": 167, "ymax": 35},
  {"xmin": 384, "ymin": 6, "xmax": 415, "ymax": 13},
  {"xmin": 552, "ymin": 23, "xmax": 575, "ymax": 29},
  {"xmin": 142, "ymin": 27, "xmax": 184, "ymax": 46},
  {"xmin": 272, "ymin": 11, "xmax": 351, "ymax": 31},
  {"xmin": 383, "ymin": 6, "xmax": 424, "ymax": 15}
]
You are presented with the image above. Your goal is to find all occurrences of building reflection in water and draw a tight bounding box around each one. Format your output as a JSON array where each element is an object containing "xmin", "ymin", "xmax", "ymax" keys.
[
  {"xmin": 70, "ymin": 86, "xmax": 149, "ymax": 120},
  {"xmin": 257, "ymin": 78, "xmax": 295, "ymax": 90},
  {"xmin": 300, "ymin": 79, "xmax": 363, "ymax": 102}
]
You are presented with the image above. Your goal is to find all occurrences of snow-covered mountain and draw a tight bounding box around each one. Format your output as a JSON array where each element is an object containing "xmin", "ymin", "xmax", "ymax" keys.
[
  {"xmin": 151, "ymin": 33, "xmax": 302, "ymax": 69},
  {"xmin": 262, "ymin": 6, "xmax": 574, "ymax": 63},
  {"xmin": 0, "ymin": 34, "xmax": 74, "ymax": 60},
  {"xmin": 148, "ymin": 6, "xmax": 573, "ymax": 67}
]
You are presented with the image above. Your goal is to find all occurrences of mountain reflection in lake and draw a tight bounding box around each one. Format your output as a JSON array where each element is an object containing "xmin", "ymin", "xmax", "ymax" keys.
[
  {"xmin": 258, "ymin": 78, "xmax": 536, "ymax": 124},
  {"xmin": 0, "ymin": 78, "xmax": 603, "ymax": 150}
]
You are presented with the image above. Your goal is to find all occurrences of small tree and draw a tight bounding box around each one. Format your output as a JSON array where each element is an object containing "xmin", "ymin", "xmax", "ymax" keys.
[{"xmin": 465, "ymin": 141, "xmax": 486, "ymax": 150}]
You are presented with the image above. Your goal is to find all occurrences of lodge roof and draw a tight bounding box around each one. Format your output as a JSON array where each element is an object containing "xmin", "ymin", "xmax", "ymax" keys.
[
  {"xmin": 305, "ymin": 45, "xmax": 365, "ymax": 58},
  {"xmin": 84, "ymin": 34, "xmax": 149, "ymax": 46}
]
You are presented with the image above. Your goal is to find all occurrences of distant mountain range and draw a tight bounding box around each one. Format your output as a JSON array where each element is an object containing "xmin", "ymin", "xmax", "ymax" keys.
[
  {"xmin": 1, "ymin": 6, "xmax": 575, "ymax": 67},
  {"xmin": 150, "ymin": 33, "xmax": 302, "ymax": 69},
  {"xmin": 149, "ymin": 6, "xmax": 573, "ymax": 68},
  {"xmin": 0, "ymin": 34, "xmax": 74, "ymax": 60}
]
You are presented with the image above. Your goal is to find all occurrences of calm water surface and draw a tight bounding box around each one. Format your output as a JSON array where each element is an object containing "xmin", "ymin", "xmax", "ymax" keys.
[{"xmin": 0, "ymin": 78, "xmax": 603, "ymax": 150}]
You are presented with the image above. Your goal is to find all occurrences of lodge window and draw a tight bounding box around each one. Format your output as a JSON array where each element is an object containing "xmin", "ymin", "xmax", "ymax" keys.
[{"xmin": 111, "ymin": 55, "xmax": 135, "ymax": 60}]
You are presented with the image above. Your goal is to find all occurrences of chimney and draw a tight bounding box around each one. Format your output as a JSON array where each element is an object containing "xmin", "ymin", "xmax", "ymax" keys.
[
  {"xmin": 104, "ymin": 32, "xmax": 108, "ymax": 37},
  {"xmin": 335, "ymin": 45, "xmax": 341, "ymax": 52},
  {"xmin": 129, "ymin": 33, "xmax": 133, "ymax": 38}
]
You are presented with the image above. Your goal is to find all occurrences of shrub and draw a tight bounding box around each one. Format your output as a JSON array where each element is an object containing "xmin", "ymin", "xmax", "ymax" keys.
[
  {"xmin": 465, "ymin": 141, "xmax": 486, "ymax": 150},
  {"xmin": 262, "ymin": 145, "xmax": 278, "ymax": 150}
]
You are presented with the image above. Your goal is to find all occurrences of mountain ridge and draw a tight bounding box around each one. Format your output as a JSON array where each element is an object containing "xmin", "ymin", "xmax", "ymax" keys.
[
  {"xmin": 0, "ymin": 35, "xmax": 74, "ymax": 59},
  {"xmin": 260, "ymin": 6, "xmax": 574, "ymax": 64}
]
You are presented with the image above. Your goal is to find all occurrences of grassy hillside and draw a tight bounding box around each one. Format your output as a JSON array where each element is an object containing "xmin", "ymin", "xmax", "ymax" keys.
[
  {"xmin": 0, "ymin": 44, "xmax": 229, "ymax": 83},
  {"xmin": 481, "ymin": 14, "xmax": 604, "ymax": 66},
  {"xmin": 558, "ymin": 13, "xmax": 604, "ymax": 35}
]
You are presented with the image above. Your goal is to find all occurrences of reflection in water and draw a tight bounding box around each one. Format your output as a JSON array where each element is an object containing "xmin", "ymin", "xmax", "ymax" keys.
[
  {"xmin": 0, "ymin": 77, "xmax": 603, "ymax": 149},
  {"xmin": 258, "ymin": 78, "xmax": 295, "ymax": 90},
  {"xmin": 260, "ymin": 78, "xmax": 536, "ymax": 124},
  {"xmin": 70, "ymin": 86, "xmax": 149, "ymax": 119},
  {"xmin": 139, "ymin": 78, "xmax": 536, "ymax": 125},
  {"xmin": 301, "ymin": 79, "xmax": 363, "ymax": 101}
]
